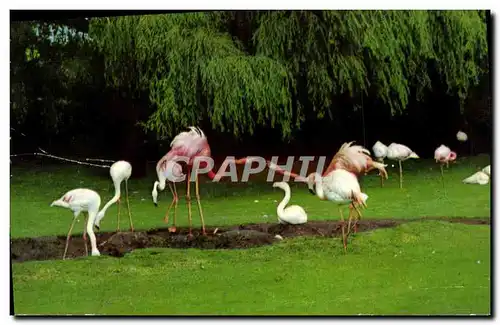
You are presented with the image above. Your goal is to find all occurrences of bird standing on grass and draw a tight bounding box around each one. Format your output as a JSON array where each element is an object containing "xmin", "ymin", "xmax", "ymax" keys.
[
  {"xmin": 94, "ymin": 160, "xmax": 134, "ymax": 233},
  {"xmin": 273, "ymin": 181, "xmax": 307, "ymax": 225},
  {"xmin": 50, "ymin": 188, "xmax": 102, "ymax": 259},
  {"xmin": 307, "ymin": 169, "xmax": 368, "ymax": 253},
  {"xmin": 152, "ymin": 159, "xmax": 183, "ymax": 232},
  {"xmin": 434, "ymin": 145, "xmax": 457, "ymax": 189},
  {"xmin": 386, "ymin": 143, "xmax": 419, "ymax": 189},
  {"xmin": 372, "ymin": 141, "xmax": 389, "ymax": 187},
  {"xmin": 153, "ymin": 127, "xmax": 217, "ymax": 237}
]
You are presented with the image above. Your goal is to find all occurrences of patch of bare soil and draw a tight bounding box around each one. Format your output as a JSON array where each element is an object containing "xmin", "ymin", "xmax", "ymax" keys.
[{"xmin": 10, "ymin": 217, "xmax": 489, "ymax": 263}]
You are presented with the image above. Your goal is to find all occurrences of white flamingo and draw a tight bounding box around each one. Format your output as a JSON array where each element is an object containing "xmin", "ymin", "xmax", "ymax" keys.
[
  {"xmin": 152, "ymin": 159, "xmax": 183, "ymax": 232},
  {"xmin": 307, "ymin": 169, "xmax": 368, "ymax": 253},
  {"xmin": 95, "ymin": 160, "xmax": 133, "ymax": 232},
  {"xmin": 386, "ymin": 143, "xmax": 419, "ymax": 189},
  {"xmin": 372, "ymin": 141, "xmax": 389, "ymax": 187},
  {"xmin": 272, "ymin": 182, "xmax": 307, "ymax": 225},
  {"xmin": 50, "ymin": 188, "xmax": 102, "ymax": 259}
]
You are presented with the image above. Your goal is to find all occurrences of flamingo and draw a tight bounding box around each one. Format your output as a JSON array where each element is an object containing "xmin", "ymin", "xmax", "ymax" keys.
[
  {"xmin": 386, "ymin": 143, "xmax": 419, "ymax": 189},
  {"xmin": 322, "ymin": 142, "xmax": 388, "ymax": 179},
  {"xmin": 307, "ymin": 170, "xmax": 368, "ymax": 253},
  {"xmin": 50, "ymin": 188, "xmax": 102, "ymax": 259},
  {"xmin": 152, "ymin": 159, "xmax": 183, "ymax": 232},
  {"xmin": 94, "ymin": 160, "xmax": 133, "ymax": 232},
  {"xmin": 272, "ymin": 182, "xmax": 307, "ymax": 225},
  {"xmin": 156, "ymin": 126, "xmax": 216, "ymax": 236},
  {"xmin": 372, "ymin": 141, "xmax": 389, "ymax": 187},
  {"xmin": 434, "ymin": 145, "xmax": 457, "ymax": 189}
]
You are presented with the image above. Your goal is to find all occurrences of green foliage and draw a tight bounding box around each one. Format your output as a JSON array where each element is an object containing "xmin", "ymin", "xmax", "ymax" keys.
[
  {"xmin": 10, "ymin": 21, "xmax": 98, "ymax": 132},
  {"xmin": 255, "ymin": 10, "xmax": 487, "ymax": 116},
  {"xmin": 89, "ymin": 13, "xmax": 294, "ymax": 138},
  {"xmin": 89, "ymin": 11, "xmax": 488, "ymax": 138}
]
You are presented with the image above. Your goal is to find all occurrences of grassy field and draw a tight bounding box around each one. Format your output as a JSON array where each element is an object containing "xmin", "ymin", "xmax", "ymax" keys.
[{"xmin": 10, "ymin": 155, "xmax": 491, "ymax": 315}]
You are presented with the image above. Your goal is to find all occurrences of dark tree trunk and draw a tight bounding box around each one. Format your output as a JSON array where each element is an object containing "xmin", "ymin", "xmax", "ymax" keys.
[{"xmin": 109, "ymin": 93, "xmax": 148, "ymax": 178}]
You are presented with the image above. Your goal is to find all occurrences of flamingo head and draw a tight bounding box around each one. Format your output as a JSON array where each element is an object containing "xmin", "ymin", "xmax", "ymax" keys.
[
  {"xmin": 152, "ymin": 181, "xmax": 159, "ymax": 207},
  {"xmin": 94, "ymin": 211, "xmax": 105, "ymax": 230},
  {"xmin": 306, "ymin": 173, "xmax": 318, "ymax": 195}
]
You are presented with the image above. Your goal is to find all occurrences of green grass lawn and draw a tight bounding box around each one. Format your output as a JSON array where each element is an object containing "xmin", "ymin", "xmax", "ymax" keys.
[{"xmin": 10, "ymin": 155, "xmax": 491, "ymax": 315}]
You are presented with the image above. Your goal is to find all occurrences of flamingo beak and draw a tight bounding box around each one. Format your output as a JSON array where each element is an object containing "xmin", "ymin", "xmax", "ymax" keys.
[
  {"xmin": 94, "ymin": 225, "xmax": 100, "ymax": 231},
  {"xmin": 308, "ymin": 188, "xmax": 316, "ymax": 195},
  {"xmin": 154, "ymin": 202, "xmax": 158, "ymax": 207}
]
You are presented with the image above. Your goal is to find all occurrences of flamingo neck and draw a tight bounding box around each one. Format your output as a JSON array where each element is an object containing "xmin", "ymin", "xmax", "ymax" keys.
[
  {"xmin": 156, "ymin": 168, "xmax": 166, "ymax": 190},
  {"xmin": 98, "ymin": 179, "xmax": 122, "ymax": 216},
  {"xmin": 314, "ymin": 173, "xmax": 326, "ymax": 200}
]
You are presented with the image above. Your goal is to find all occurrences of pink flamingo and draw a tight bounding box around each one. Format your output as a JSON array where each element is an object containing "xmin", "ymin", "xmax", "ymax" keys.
[
  {"xmin": 155, "ymin": 127, "xmax": 216, "ymax": 237},
  {"xmin": 322, "ymin": 141, "xmax": 388, "ymax": 180},
  {"xmin": 434, "ymin": 144, "xmax": 457, "ymax": 188}
]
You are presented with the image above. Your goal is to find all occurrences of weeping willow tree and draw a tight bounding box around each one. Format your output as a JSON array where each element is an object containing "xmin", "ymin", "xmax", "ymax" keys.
[
  {"xmin": 254, "ymin": 10, "xmax": 488, "ymax": 117},
  {"xmin": 89, "ymin": 10, "xmax": 488, "ymax": 139},
  {"xmin": 89, "ymin": 13, "xmax": 294, "ymax": 138}
]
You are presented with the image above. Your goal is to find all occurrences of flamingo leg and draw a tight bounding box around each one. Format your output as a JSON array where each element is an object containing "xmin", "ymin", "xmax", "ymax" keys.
[
  {"xmin": 398, "ymin": 160, "xmax": 403, "ymax": 189},
  {"xmin": 125, "ymin": 179, "xmax": 134, "ymax": 232},
  {"xmin": 165, "ymin": 183, "xmax": 175, "ymax": 223},
  {"xmin": 165, "ymin": 182, "xmax": 178, "ymax": 233},
  {"xmin": 353, "ymin": 204, "xmax": 364, "ymax": 233},
  {"xmin": 194, "ymin": 173, "xmax": 207, "ymax": 236},
  {"xmin": 186, "ymin": 169, "xmax": 193, "ymax": 238},
  {"xmin": 346, "ymin": 206, "xmax": 354, "ymax": 235},
  {"xmin": 63, "ymin": 217, "xmax": 78, "ymax": 260},
  {"xmin": 173, "ymin": 183, "xmax": 178, "ymax": 230},
  {"xmin": 339, "ymin": 208, "xmax": 347, "ymax": 254},
  {"xmin": 440, "ymin": 164, "xmax": 445, "ymax": 188},
  {"xmin": 116, "ymin": 196, "xmax": 121, "ymax": 233},
  {"xmin": 83, "ymin": 212, "xmax": 89, "ymax": 256}
]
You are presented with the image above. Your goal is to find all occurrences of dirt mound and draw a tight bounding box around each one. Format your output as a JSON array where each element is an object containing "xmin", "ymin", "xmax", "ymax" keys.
[{"xmin": 10, "ymin": 217, "xmax": 489, "ymax": 263}]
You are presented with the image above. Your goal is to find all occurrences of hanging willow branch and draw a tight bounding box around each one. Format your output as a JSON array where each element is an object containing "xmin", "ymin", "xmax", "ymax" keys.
[
  {"xmin": 89, "ymin": 12, "xmax": 294, "ymax": 139},
  {"xmin": 89, "ymin": 10, "xmax": 488, "ymax": 139},
  {"xmin": 255, "ymin": 10, "xmax": 488, "ymax": 116}
]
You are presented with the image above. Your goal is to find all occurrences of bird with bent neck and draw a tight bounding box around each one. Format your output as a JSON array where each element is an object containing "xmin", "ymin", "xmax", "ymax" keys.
[
  {"xmin": 51, "ymin": 188, "xmax": 102, "ymax": 259},
  {"xmin": 272, "ymin": 181, "xmax": 307, "ymax": 225},
  {"xmin": 94, "ymin": 160, "xmax": 133, "ymax": 233},
  {"xmin": 152, "ymin": 160, "xmax": 183, "ymax": 232}
]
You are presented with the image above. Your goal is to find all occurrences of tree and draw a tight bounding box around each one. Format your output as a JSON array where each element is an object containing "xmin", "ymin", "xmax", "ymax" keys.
[
  {"xmin": 10, "ymin": 20, "xmax": 98, "ymax": 140},
  {"xmin": 89, "ymin": 13, "xmax": 296, "ymax": 139},
  {"xmin": 86, "ymin": 11, "xmax": 489, "ymax": 140}
]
